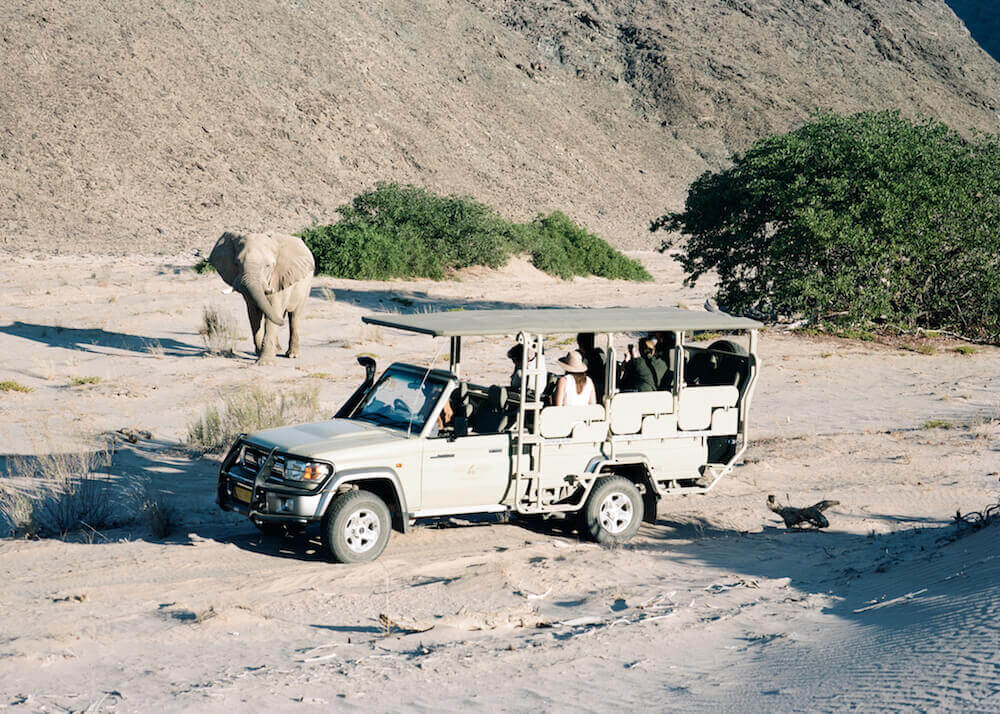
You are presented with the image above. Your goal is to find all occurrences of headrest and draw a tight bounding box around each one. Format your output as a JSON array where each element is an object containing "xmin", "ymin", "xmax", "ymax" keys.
[
  {"xmin": 451, "ymin": 381, "xmax": 470, "ymax": 408},
  {"xmin": 487, "ymin": 384, "xmax": 507, "ymax": 408}
]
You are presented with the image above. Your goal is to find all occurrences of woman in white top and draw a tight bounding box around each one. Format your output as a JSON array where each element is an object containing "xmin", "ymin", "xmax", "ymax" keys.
[{"xmin": 554, "ymin": 350, "xmax": 596, "ymax": 406}]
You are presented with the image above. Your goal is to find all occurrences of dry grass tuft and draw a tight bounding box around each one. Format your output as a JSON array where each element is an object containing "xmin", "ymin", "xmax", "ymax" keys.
[
  {"xmin": 69, "ymin": 376, "xmax": 101, "ymax": 386},
  {"xmin": 359, "ymin": 323, "xmax": 385, "ymax": 345},
  {"xmin": 0, "ymin": 380, "xmax": 33, "ymax": 393},
  {"xmin": 199, "ymin": 305, "xmax": 242, "ymax": 355},
  {"xmin": 902, "ymin": 343, "xmax": 936, "ymax": 356},
  {"xmin": 186, "ymin": 384, "xmax": 322, "ymax": 453},
  {"xmin": 144, "ymin": 339, "xmax": 165, "ymax": 359},
  {"xmin": 0, "ymin": 448, "xmax": 119, "ymax": 538},
  {"xmin": 130, "ymin": 482, "xmax": 179, "ymax": 539}
]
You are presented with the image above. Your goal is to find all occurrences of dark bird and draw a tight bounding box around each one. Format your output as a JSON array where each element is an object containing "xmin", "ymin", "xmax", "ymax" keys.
[{"xmin": 767, "ymin": 495, "xmax": 840, "ymax": 529}]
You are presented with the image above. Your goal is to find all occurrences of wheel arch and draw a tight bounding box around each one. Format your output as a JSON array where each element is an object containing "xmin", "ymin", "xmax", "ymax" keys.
[
  {"xmin": 587, "ymin": 456, "xmax": 659, "ymax": 523},
  {"xmin": 327, "ymin": 468, "xmax": 410, "ymax": 533}
]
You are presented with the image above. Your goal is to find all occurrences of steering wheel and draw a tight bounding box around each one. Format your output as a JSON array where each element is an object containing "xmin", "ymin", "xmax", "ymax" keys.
[{"xmin": 393, "ymin": 398, "xmax": 412, "ymax": 417}]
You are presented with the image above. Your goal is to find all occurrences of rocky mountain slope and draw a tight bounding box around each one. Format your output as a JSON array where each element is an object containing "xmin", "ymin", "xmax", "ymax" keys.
[{"xmin": 2, "ymin": 0, "xmax": 999, "ymax": 255}]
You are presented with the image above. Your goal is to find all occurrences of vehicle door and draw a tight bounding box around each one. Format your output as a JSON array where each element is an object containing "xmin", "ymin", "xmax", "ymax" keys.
[{"xmin": 420, "ymin": 432, "xmax": 511, "ymax": 511}]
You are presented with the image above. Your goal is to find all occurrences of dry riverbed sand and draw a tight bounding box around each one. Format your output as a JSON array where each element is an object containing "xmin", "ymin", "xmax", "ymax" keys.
[{"xmin": 1, "ymin": 251, "xmax": 998, "ymax": 712}]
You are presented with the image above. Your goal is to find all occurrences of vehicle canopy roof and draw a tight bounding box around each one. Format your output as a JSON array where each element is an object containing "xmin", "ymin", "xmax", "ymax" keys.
[{"xmin": 362, "ymin": 307, "xmax": 762, "ymax": 337}]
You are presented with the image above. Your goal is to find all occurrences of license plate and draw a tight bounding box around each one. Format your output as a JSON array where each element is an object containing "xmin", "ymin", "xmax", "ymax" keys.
[{"xmin": 232, "ymin": 484, "xmax": 252, "ymax": 504}]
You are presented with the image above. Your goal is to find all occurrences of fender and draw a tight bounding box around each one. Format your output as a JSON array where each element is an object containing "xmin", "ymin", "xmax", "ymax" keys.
[
  {"xmin": 323, "ymin": 467, "xmax": 411, "ymax": 533},
  {"xmin": 585, "ymin": 454, "xmax": 659, "ymax": 523}
]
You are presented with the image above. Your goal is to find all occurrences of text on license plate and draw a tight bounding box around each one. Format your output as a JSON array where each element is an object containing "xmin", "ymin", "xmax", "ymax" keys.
[{"xmin": 233, "ymin": 484, "xmax": 252, "ymax": 504}]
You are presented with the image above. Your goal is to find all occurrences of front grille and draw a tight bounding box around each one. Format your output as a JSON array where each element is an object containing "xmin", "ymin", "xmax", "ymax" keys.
[{"xmin": 240, "ymin": 443, "xmax": 285, "ymax": 480}]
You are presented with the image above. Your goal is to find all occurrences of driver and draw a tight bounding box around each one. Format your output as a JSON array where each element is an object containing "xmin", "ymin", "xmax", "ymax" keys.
[{"xmin": 420, "ymin": 379, "xmax": 453, "ymax": 433}]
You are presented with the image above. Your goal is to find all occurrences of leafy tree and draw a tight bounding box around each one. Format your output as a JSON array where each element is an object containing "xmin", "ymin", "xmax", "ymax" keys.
[{"xmin": 653, "ymin": 111, "xmax": 1000, "ymax": 342}]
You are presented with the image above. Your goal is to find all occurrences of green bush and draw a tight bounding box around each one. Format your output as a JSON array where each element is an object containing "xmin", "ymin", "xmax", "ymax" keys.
[
  {"xmin": 300, "ymin": 182, "xmax": 647, "ymax": 281},
  {"xmin": 530, "ymin": 211, "xmax": 651, "ymax": 281},
  {"xmin": 653, "ymin": 111, "xmax": 1000, "ymax": 342}
]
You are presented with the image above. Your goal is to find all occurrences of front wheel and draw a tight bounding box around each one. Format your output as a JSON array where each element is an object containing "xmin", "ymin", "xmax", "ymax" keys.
[
  {"xmin": 322, "ymin": 490, "xmax": 391, "ymax": 564},
  {"xmin": 581, "ymin": 476, "xmax": 644, "ymax": 546}
]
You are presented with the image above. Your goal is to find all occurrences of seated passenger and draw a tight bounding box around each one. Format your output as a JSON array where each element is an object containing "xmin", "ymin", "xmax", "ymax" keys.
[
  {"xmin": 507, "ymin": 343, "xmax": 547, "ymax": 395},
  {"xmin": 576, "ymin": 333, "xmax": 606, "ymax": 402},
  {"xmin": 554, "ymin": 351, "xmax": 597, "ymax": 406},
  {"xmin": 654, "ymin": 331, "xmax": 677, "ymax": 366},
  {"xmin": 621, "ymin": 337, "xmax": 670, "ymax": 392}
]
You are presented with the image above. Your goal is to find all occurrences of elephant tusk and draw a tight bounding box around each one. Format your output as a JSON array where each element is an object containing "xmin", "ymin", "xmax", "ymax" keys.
[{"xmin": 220, "ymin": 286, "xmax": 234, "ymax": 294}]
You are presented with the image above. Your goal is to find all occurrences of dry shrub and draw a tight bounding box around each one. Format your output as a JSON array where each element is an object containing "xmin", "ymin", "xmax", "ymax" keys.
[
  {"xmin": 130, "ymin": 482, "xmax": 178, "ymax": 539},
  {"xmin": 199, "ymin": 305, "xmax": 241, "ymax": 355},
  {"xmin": 0, "ymin": 449, "xmax": 119, "ymax": 538},
  {"xmin": 187, "ymin": 384, "xmax": 322, "ymax": 453}
]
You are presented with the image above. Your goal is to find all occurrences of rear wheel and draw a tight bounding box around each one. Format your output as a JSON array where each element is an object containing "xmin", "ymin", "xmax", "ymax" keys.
[
  {"xmin": 581, "ymin": 476, "xmax": 643, "ymax": 545},
  {"xmin": 322, "ymin": 490, "xmax": 391, "ymax": 564}
]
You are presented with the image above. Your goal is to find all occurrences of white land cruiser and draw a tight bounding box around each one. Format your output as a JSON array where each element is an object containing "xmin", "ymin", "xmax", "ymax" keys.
[{"xmin": 216, "ymin": 307, "xmax": 761, "ymax": 563}]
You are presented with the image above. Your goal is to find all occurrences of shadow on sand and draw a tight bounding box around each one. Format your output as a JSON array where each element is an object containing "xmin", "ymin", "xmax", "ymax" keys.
[
  {"xmin": 310, "ymin": 286, "xmax": 556, "ymax": 314},
  {"xmin": 0, "ymin": 321, "xmax": 204, "ymax": 357}
]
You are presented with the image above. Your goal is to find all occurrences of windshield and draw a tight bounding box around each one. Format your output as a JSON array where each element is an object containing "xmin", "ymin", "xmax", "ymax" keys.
[{"xmin": 354, "ymin": 367, "xmax": 447, "ymax": 433}]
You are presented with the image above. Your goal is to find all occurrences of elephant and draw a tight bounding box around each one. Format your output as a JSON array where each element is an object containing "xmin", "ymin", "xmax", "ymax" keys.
[{"xmin": 208, "ymin": 231, "xmax": 315, "ymax": 364}]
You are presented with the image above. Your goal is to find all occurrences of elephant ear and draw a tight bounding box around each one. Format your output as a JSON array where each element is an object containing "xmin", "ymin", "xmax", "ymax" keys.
[
  {"xmin": 273, "ymin": 234, "xmax": 316, "ymax": 291},
  {"xmin": 208, "ymin": 232, "xmax": 242, "ymax": 286}
]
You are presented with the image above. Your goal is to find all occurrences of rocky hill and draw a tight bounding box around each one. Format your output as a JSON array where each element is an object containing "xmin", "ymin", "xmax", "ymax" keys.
[{"xmin": 2, "ymin": 0, "xmax": 999, "ymax": 255}]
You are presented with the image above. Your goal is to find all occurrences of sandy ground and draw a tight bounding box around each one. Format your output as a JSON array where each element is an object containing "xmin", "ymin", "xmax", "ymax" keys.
[{"xmin": 1, "ymin": 251, "xmax": 999, "ymax": 712}]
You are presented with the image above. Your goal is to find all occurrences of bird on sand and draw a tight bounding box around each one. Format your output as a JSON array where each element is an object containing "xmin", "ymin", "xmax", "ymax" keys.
[{"xmin": 767, "ymin": 495, "xmax": 840, "ymax": 529}]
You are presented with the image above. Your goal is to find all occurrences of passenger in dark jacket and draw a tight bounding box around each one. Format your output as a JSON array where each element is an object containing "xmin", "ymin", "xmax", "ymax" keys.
[{"xmin": 623, "ymin": 337, "xmax": 670, "ymax": 392}]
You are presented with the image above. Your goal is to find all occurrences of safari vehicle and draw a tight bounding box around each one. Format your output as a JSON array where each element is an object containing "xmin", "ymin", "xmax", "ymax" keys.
[{"xmin": 216, "ymin": 308, "xmax": 761, "ymax": 563}]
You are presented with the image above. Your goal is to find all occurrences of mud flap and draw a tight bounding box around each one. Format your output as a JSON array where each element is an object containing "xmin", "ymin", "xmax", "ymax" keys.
[{"xmin": 642, "ymin": 486, "xmax": 659, "ymax": 524}]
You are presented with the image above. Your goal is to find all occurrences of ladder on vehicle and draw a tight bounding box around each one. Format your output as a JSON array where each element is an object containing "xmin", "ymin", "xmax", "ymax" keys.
[{"xmin": 512, "ymin": 331, "xmax": 545, "ymax": 511}]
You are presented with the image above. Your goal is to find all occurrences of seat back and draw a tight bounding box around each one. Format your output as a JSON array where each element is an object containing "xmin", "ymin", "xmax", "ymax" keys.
[
  {"xmin": 471, "ymin": 385, "xmax": 511, "ymax": 434},
  {"xmin": 539, "ymin": 404, "xmax": 607, "ymax": 438},
  {"xmin": 450, "ymin": 382, "xmax": 473, "ymax": 436},
  {"xmin": 608, "ymin": 390, "xmax": 673, "ymax": 435}
]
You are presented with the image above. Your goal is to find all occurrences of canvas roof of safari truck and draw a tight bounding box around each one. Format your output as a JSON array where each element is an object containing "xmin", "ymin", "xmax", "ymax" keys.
[{"xmin": 362, "ymin": 307, "xmax": 762, "ymax": 337}]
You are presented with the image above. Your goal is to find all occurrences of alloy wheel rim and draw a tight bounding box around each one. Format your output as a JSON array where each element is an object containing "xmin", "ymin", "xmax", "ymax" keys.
[
  {"xmin": 599, "ymin": 492, "xmax": 633, "ymax": 534},
  {"xmin": 344, "ymin": 508, "xmax": 380, "ymax": 553}
]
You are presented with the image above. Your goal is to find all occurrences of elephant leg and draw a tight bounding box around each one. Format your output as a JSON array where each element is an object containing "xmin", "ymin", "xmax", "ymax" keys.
[
  {"xmin": 246, "ymin": 301, "xmax": 264, "ymax": 355},
  {"xmin": 284, "ymin": 310, "xmax": 300, "ymax": 359},
  {"xmin": 257, "ymin": 318, "xmax": 280, "ymax": 365}
]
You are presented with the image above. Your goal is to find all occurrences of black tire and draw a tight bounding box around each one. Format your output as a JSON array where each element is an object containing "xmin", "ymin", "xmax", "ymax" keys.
[
  {"xmin": 321, "ymin": 490, "xmax": 391, "ymax": 564},
  {"xmin": 707, "ymin": 339, "xmax": 748, "ymax": 356},
  {"xmin": 580, "ymin": 476, "xmax": 644, "ymax": 546}
]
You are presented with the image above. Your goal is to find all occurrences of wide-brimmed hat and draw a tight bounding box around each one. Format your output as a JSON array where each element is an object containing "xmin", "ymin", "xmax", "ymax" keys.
[{"xmin": 557, "ymin": 350, "xmax": 587, "ymax": 373}]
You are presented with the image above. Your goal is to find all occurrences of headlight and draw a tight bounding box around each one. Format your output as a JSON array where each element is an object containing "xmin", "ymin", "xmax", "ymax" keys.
[{"xmin": 283, "ymin": 459, "xmax": 332, "ymax": 483}]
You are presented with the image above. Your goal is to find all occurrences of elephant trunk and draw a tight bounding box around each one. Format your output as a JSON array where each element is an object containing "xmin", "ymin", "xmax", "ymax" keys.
[{"xmin": 239, "ymin": 274, "xmax": 285, "ymax": 326}]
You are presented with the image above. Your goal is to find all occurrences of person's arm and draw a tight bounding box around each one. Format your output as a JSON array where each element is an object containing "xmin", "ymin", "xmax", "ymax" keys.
[
  {"xmin": 554, "ymin": 376, "xmax": 567, "ymax": 406},
  {"xmin": 588, "ymin": 377, "xmax": 597, "ymax": 405}
]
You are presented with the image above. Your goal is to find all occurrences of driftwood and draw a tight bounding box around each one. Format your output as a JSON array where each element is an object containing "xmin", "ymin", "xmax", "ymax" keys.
[{"xmin": 767, "ymin": 494, "xmax": 839, "ymax": 529}]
